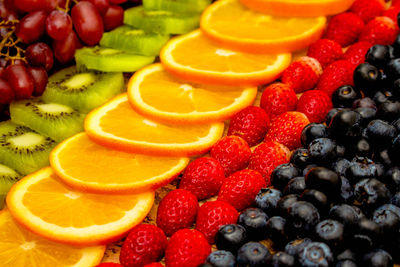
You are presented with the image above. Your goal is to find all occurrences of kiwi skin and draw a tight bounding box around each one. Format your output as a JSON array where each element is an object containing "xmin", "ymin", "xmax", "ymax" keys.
[
  {"xmin": 0, "ymin": 121, "xmax": 56, "ymax": 175},
  {"xmin": 42, "ymin": 66, "xmax": 125, "ymax": 113},
  {"xmin": 0, "ymin": 164, "xmax": 21, "ymax": 210},
  {"xmin": 10, "ymin": 98, "xmax": 85, "ymax": 142}
]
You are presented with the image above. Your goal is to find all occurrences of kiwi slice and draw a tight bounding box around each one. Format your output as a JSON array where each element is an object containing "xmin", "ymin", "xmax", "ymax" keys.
[
  {"xmin": 10, "ymin": 98, "xmax": 85, "ymax": 142},
  {"xmin": 75, "ymin": 46, "xmax": 156, "ymax": 73},
  {"xmin": 100, "ymin": 25, "xmax": 170, "ymax": 56},
  {"xmin": 0, "ymin": 164, "xmax": 21, "ymax": 209},
  {"xmin": 124, "ymin": 6, "xmax": 201, "ymax": 34},
  {"xmin": 0, "ymin": 121, "xmax": 56, "ymax": 175},
  {"xmin": 143, "ymin": 0, "xmax": 211, "ymax": 14},
  {"xmin": 42, "ymin": 66, "xmax": 125, "ymax": 113}
]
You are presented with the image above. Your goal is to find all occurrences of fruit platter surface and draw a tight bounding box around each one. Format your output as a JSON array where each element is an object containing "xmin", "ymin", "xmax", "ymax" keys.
[{"xmin": 1, "ymin": 0, "xmax": 400, "ymax": 266}]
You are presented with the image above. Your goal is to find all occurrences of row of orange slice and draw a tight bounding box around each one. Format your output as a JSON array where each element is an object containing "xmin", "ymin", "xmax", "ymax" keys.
[{"xmin": 1, "ymin": 0, "xmax": 357, "ymax": 265}]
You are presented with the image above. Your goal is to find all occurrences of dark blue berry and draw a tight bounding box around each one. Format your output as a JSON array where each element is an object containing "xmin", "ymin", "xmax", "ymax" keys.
[
  {"xmin": 305, "ymin": 167, "xmax": 341, "ymax": 198},
  {"xmin": 308, "ymin": 138, "xmax": 338, "ymax": 165},
  {"xmin": 332, "ymin": 85, "xmax": 361, "ymax": 108},
  {"xmin": 266, "ymin": 251, "xmax": 295, "ymax": 267},
  {"xmin": 271, "ymin": 163, "xmax": 300, "ymax": 190},
  {"xmin": 216, "ymin": 224, "xmax": 247, "ymax": 254},
  {"xmin": 301, "ymin": 123, "xmax": 329, "ymax": 147},
  {"xmin": 353, "ymin": 63, "xmax": 381, "ymax": 96},
  {"xmin": 206, "ymin": 250, "xmax": 236, "ymax": 267},
  {"xmin": 290, "ymin": 148, "xmax": 310, "ymax": 170},
  {"xmin": 238, "ymin": 208, "xmax": 268, "ymax": 241},
  {"xmin": 284, "ymin": 177, "xmax": 306, "ymax": 195},
  {"xmin": 354, "ymin": 178, "xmax": 391, "ymax": 211},
  {"xmin": 277, "ymin": 194, "xmax": 299, "ymax": 217},
  {"xmin": 254, "ymin": 188, "xmax": 282, "ymax": 216},
  {"xmin": 362, "ymin": 249, "xmax": 393, "ymax": 267},
  {"xmin": 366, "ymin": 45, "xmax": 391, "ymax": 69},
  {"xmin": 298, "ymin": 242, "xmax": 333, "ymax": 267},
  {"xmin": 286, "ymin": 201, "xmax": 320, "ymax": 238},
  {"xmin": 266, "ymin": 216, "xmax": 287, "ymax": 249},
  {"xmin": 314, "ymin": 219, "xmax": 344, "ymax": 249},
  {"xmin": 236, "ymin": 242, "xmax": 270, "ymax": 267}
]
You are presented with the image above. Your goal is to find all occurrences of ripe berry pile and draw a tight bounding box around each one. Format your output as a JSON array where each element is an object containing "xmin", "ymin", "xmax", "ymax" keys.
[{"xmin": 0, "ymin": 0, "xmax": 127, "ymax": 107}]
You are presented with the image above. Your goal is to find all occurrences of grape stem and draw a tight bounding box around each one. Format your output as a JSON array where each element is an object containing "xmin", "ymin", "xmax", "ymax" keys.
[
  {"xmin": 0, "ymin": 21, "xmax": 26, "ymax": 64},
  {"xmin": 57, "ymin": 0, "xmax": 78, "ymax": 13}
]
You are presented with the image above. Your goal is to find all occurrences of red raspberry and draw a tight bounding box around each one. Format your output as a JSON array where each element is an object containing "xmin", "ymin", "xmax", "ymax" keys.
[
  {"xmin": 342, "ymin": 41, "xmax": 372, "ymax": 65},
  {"xmin": 260, "ymin": 83, "xmax": 298, "ymax": 119},
  {"xmin": 227, "ymin": 106, "xmax": 270, "ymax": 147},
  {"xmin": 195, "ymin": 200, "xmax": 239, "ymax": 243},
  {"xmin": 359, "ymin": 16, "xmax": 398, "ymax": 46},
  {"xmin": 296, "ymin": 90, "xmax": 333, "ymax": 123},
  {"xmin": 349, "ymin": 0, "xmax": 386, "ymax": 23},
  {"xmin": 165, "ymin": 229, "xmax": 211, "ymax": 267},
  {"xmin": 264, "ymin": 111, "xmax": 310, "ymax": 150},
  {"xmin": 281, "ymin": 56, "xmax": 323, "ymax": 93},
  {"xmin": 96, "ymin": 263, "xmax": 123, "ymax": 267},
  {"xmin": 179, "ymin": 157, "xmax": 225, "ymax": 200},
  {"xmin": 210, "ymin": 135, "xmax": 251, "ymax": 176},
  {"xmin": 307, "ymin": 39, "xmax": 343, "ymax": 68},
  {"xmin": 324, "ymin": 12, "xmax": 365, "ymax": 47},
  {"xmin": 394, "ymin": 0, "xmax": 400, "ymax": 6},
  {"xmin": 144, "ymin": 263, "xmax": 164, "ymax": 267},
  {"xmin": 249, "ymin": 141, "xmax": 290, "ymax": 181},
  {"xmin": 156, "ymin": 189, "xmax": 198, "ymax": 237},
  {"xmin": 383, "ymin": 6, "xmax": 400, "ymax": 26},
  {"xmin": 218, "ymin": 169, "xmax": 266, "ymax": 211},
  {"xmin": 119, "ymin": 224, "xmax": 167, "ymax": 267},
  {"xmin": 317, "ymin": 60, "xmax": 356, "ymax": 97}
]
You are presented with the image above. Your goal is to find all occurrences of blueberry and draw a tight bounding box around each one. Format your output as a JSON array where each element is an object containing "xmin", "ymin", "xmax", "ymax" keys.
[
  {"xmin": 366, "ymin": 45, "xmax": 391, "ymax": 69},
  {"xmin": 238, "ymin": 208, "xmax": 268, "ymax": 241},
  {"xmin": 301, "ymin": 123, "xmax": 329, "ymax": 147},
  {"xmin": 284, "ymin": 177, "xmax": 306, "ymax": 195},
  {"xmin": 277, "ymin": 194, "xmax": 299, "ymax": 217},
  {"xmin": 271, "ymin": 163, "xmax": 300, "ymax": 191},
  {"xmin": 391, "ymin": 117, "xmax": 400, "ymax": 132},
  {"xmin": 353, "ymin": 63, "xmax": 381, "ymax": 96},
  {"xmin": 198, "ymin": 264, "xmax": 214, "ymax": 267},
  {"xmin": 393, "ymin": 79, "xmax": 400, "ymax": 98},
  {"xmin": 236, "ymin": 242, "xmax": 270, "ymax": 267},
  {"xmin": 362, "ymin": 249, "xmax": 393, "ymax": 267},
  {"xmin": 298, "ymin": 242, "xmax": 333, "ymax": 267},
  {"xmin": 355, "ymin": 107, "xmax": 377, "ymax": 126},
  {"xmin": 390, "ymin": 192, "xmax": 400, "ymax": 207},
  {"xmin": 345, "ymin": 157, "xmax": 377, "ymax": 184},
  {"xmin": 326, "ymin": 108, "xmax": 346, "ymax": 126},
  {"xmin": 348, "ymin": 234, "xmax": 374, "ymax": 255},
  {"xmin": 393, "ymin": 34, "xmax": 400, "ymax": 55},
  {"xmin": 266, "ymin": 216, "xmax": 287, "ymax": 249},
  {"xmin": 336, "ymin": 260, "xmax": 358, "ymax": 267},
  {"xmin": 375, "ymin": 163, "xmax": 386, "ymax": 179},
  {"xmin": 284, "ymin": 238, "xmax": 312, "ymax": 258},
  {"xmin": 329, "ymin": 110, "xmax": 362, "ymax": 140},
  {"xmin": 290, "ymin": 148, "xmax": 311, "ymax": 170},
  {"xmin": 373, "ymin": 149, "xmax": 393, "ymax": 168},
  {"xmin": 337, "ymin": 249, "xmax": 357, "ymax": 262},
  {"xmin": 336, "ymin": 143, "xmax": 347, "ymax": 158},
  {"xmin": 206, "ymin": 250, "xmax": 236, "ymax": 267},
  {"xmin": 216, "ymin": 224, "xmax": 248, "ymax": 254},
  {"xmin": 352, "ymin": 97, "xmax": 377, "ymax": 110},
  {"xmin": 300, "ymin": 190, "xmax": 329, "ymax": 215},
  {"xmin": 349, "ymin": 138, "xmax": 372, "ymax": 158},
  {"xmin": 315, "ymin": 219, "xmax": 344, "ymax": 249},
  {"xmin": 331, "ymin": 158, "xmax": 351, "ymax": 177},
  {"xmin": 254, "ymin": 188, "xmax": 282, "ymax": 215},
  {"xmin": 386, "ymin": 58, "xmax": 400, "ymax": 81},
  {"xmin": 375, "ymin": 204, "xmax": 400, "ymax": 218},
  {"xmin": 354, "ymin": 178, "xmax": 391, "ymax": 211},
  {"xmin": 303, "ymin": 164, "xmax": 318, "ymax": 176},
  {"xmin": 308, "ymin": 138, "xmax": 338, "ymax": 165},
  {"xmin": 378, "ymin": 100, "xmax": 400, "ymax": 123},
  {"xmin": 339, "ymin": 176, "xmax": 354, "ymax": 204},
  {"xmin": 390, "ymin": 135, "xmax": 400, "ymax": 164},
  {"xmin": 382, "ymin": 167, "xmax": 400, "ymax": 193},
  {"xmin": 286, "ymin": 201, "xmax": 320, "ymax": 238},
  {"xmin": 373, "ymin": 209, "xmax": 400, "ymax": 238},
  {"xmin": 332, "ymin": 85, "xmax": 361, "ymax": 108},
  {"xmin": 329, "ymin": 204, "xmax": 361, "ymax": 231},
  {"xmin": 305, "ymin": 167, "xmax": 341, "ymax": 197},
  {"xmin": 366, "ymin": 120, "xmax": 397, "ymax": 148},
  {"xmin": 373, "ymin": 91, "xmax": 392, "ymax": 107},
  {"xmin": 266, "ymin": 251, "xmax": 295, "ymax": 267},
  {"xmin": 357, "ymin": 218, "xmax": 381, "ymax": 241}
]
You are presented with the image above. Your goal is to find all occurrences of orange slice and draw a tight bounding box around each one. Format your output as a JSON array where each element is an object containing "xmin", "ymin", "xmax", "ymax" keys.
[
  {"xmin": 0, "ymin": 209, "xmax": 105, "ymax": 266},
  {"xmin": 128, "ymin": 63, "xmax": 258, "ymax": 124},
  {"xmin": 6, "ymin": 167, "xmax": 154, "ymax": 246},
  {"xmin": 200, "ymin": 0, "xmax": 327, "ymax": 53},
  {"xmin": 85, "ymin": 93, "xmax": 225, "ymax": 156},
  {"xmin": 50, "ymin": 132, "xmax": 189, "ymax": 194},
  {"xmin": 239, "ymin": 0, "xmax": 354, "ymax": 17},
  {"xmin": 160, "ymin": 30, "xmax": 291, "ymax": 86}
]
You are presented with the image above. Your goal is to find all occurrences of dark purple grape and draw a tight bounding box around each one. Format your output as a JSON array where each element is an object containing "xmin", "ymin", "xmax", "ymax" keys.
[
  {"xmin": 15, "ymin": 11, "xmax": 47, "ymax": 44},
  {"xmin": 0, "ymin": 78, "xmax": 15, "ymax": 104},
  {"xmin": 28, "ymin": 67, "xmax": 48, "ymax": 96},
  {"xmin": 87, "ymin": 0, "xmax": 109, "ymax": 15},
  {"xmin": 52, "ymin": 30, "xmax": 82, "ymax": 64},
  {"xmin": 25, "ymin": 42, "xmax": 54, "ymax": 71},
  {"xmin": 103, "ymin": 5, "xmax": 123, "ymax": 31},
  {"xmin": 46, "ymin": 10, "xmax": 73, "ymax": 41},
  {"xmin": 3, "ymin": 64, "xmax": 34, "ymax": 99}
]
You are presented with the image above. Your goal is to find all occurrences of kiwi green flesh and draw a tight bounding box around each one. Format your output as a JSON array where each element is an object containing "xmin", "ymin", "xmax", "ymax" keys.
[
  {"xmin": 42, "ymin": 66, "xmax": 125, "ymax": 113},
  {"xmin": 124, "ymin": 6, "xmax": 201, "ymax": 34},
  {"xmin": 0, "ymin": 121, "xmax": 56, "ymax": 175},
  {"xmin": 75, "ymin": 46, "xmax": 156, "ymax": 73},
  {"xmin": 143, "ymin": 0, "xmax": 211, "ymax": 14},
  {"xmin": 100, "ymin": 25, "xmax": 170, "ymax": 56},
  {"xmin": 0, "ymin": 164, "xmax": 21, "ymax": 210},
  {"xmin": 10, "ymin": 98, "xmax": 85, "ymax": 142}
]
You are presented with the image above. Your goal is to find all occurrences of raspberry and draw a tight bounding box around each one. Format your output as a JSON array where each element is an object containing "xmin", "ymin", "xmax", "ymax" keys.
[
  {"xmin": 317, "ymin": 60, "xmax": 356, "ymax": 97},
  {"xmin": 358, "ymin": 16, "xmax": 398, "ymax": 46},
  {"xmin": 349, "ymin": 0, "xmax": 386, "ymax": 23},
  {"xmin": 342, "ymin": 41, "xmax": 372, "ymax": 66},
  {"xmin": 324, "ymin": 12, "xmax": 365, "ymax": 47},
  {"xmin": 296, "ymin": 90, "xmax": 333, "ymax": 123},
  {"xmin": 260, "ymin": 83, "xmax": 298, "ymax": 118},
  {"xmin": 307, "ymin": 39, "xmax": 343, "ymax": 68}
]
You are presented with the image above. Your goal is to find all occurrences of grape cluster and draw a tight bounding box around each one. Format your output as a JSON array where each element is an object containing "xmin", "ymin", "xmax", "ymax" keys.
[{"xmin": 0, "ymin": 0, "xmax": 127, "ymax": 106}]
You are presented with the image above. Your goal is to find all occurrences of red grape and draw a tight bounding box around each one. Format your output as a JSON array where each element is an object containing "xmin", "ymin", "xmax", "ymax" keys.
[
  {"xmin": 28, "ymin": 67, "xmax": 48, "ymax": 96},
  {"xmin": 16, "ymin": 11, "xmax": 47, "ymax": 44},
  {"xmin": 71, "ymin": 1, "xmax": 104, "ymax": 46},
  {"xmin": 46, "ymin": 10, "xmax": 73, "ymax": 40},
  {"xmin": 0, "ymin": 1, "xmax": 17, "ymax": 20},
  {"xmin": 103, "ymin": 5, "xmax": 123, "ymax": 31},
  {"xmin": 87, "ymin": 0, "xmax": 109, "ymax": 15},
  {"xmin": 53, "ymin": 30, "xmax": 82, "ymax": 64},
  {"xmin": 0, "ymin": 79, "xmax": 15, "ymax": 104},
  {"xmin": 14, "ymin": 0, "xmax": 57, "ymax": 13},
  {"xmin": 25, "ymin": 42, "xmax": 54, "ymax": 71},
  {"xmin": 4, "ymin": 65, "xmax": 34, "ymax": 100},
  {"xmin": 109, "ymin": 0, "xmax": 127, "ymax": 4}
]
